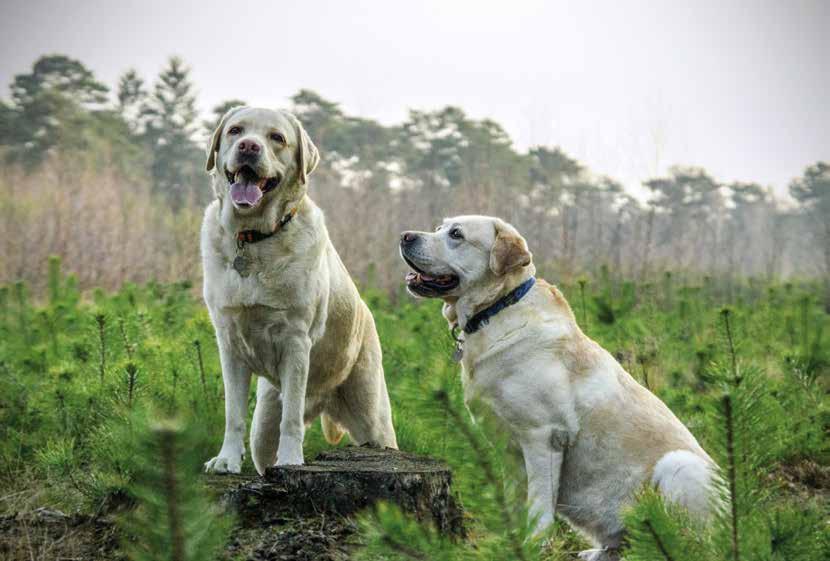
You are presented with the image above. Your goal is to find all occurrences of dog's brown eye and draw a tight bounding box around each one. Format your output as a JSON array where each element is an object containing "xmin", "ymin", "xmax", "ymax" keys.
[
  {"xmin": 270, "ymin": 132, "xmax": 286, "ymax": 144},
  {"xmin": 228, "ymin": 126, "xmax": 242, "ymax": 135},
  {"xmin": 449, "ymin": 227, "xmax": 464, "ymax": 240}
]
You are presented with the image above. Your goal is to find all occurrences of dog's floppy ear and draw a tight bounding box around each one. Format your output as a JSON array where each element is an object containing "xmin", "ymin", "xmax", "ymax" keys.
[
  {"xmin": 205, "ymin": 105, "xmax": 244, "ymax": 172},
  {"xmin": 489, "ymin": 219, "xmax": 532, "ymax": 276},
  {"xmin": 291, "ymin": 115, "xmax": 320, "ymax": 185}
]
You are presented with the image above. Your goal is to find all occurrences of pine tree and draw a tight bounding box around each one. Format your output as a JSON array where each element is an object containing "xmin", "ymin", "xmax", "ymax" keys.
[
  {"xmin": 1, "ymin": 55, "xmax": 109, "ymax": 165},
  {"xmin": 10, "ymin": 54, "xmax": 109, "ymax": 109},
  {"xmin": 119, "ymin": 416, "xmax": 231, "ymax": 561},
  {"xmin": 117, "ymin": 69, "xmax": 147, "ymax": 135},
  {"xmin": 141, "ymin": 56, "xmax": 204, "ymax": 206},
  {"xmin": 624, "ymin": 489, "xmax": 708, "ymax": 561}
]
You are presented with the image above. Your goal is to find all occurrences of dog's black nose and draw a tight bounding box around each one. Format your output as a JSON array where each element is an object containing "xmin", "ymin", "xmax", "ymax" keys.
[
  {"xmin": 237, "ymin": 140, "xmax": 261, "ymax": 155},
  {"xmin": 400, "ymin": 232, "xmax": 418, "ymax": 245}
]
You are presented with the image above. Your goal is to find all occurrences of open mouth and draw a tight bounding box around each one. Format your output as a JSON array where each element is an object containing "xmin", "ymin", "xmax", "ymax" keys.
[
  {"xmin": 225, "ymin": 165, "xmax": 281, "ymax": 208},
  {"xmin": 403, "ymin": 255, "xmax": 459, "ymax": 296}
]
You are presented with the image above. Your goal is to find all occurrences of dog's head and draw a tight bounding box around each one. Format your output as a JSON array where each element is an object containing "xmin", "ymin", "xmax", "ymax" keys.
[
  {"xmin": 399, "ymin": 215, "xmax": 533, "ymax": 301},
  {"xmin": 205, "ymin": 106, "xmax": 319, "ymax": 214}
]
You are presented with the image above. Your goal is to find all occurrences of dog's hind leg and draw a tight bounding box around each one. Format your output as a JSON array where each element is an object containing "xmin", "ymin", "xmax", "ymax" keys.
[
  {"xmin": 250, "ymin": 377, "xmax": 281, "ymax": 475},
  {"xmin": 321, "ymin": 413, "xmax": 345, "ymax": 445},
  {"xmin": 326, "ymin": 322, "xmax": 397, "ymax": 449}
]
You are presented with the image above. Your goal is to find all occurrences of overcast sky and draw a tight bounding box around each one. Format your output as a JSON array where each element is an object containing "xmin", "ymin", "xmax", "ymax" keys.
[{"xmin": 1, "ymin": 0, "xmax": 827, "ymax": 198}]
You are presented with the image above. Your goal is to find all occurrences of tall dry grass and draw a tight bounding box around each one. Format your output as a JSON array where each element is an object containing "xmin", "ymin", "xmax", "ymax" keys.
[
  {"xmin": 0, "ymin": 158, "xmax": 202, "ymax": 293},
  {"xmin": 0, "ymin": 157, "xmax": 820, "ymax": 298}
]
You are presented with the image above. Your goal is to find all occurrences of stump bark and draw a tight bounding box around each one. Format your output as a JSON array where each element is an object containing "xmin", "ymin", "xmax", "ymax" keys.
[{"xmin": 224, "ymin": 446, "xmax": 465, "ymax": 538}]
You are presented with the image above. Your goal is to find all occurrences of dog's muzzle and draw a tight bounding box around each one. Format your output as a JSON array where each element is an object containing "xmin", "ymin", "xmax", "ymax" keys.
[{"xmin": 399, "ymin": 233, "xmax": 459, "ymax": 297}]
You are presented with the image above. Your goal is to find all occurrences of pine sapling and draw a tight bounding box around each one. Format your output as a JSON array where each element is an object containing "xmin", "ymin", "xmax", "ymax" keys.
[
  {"xmin": 119, "ymin": 317, "xmax": 134, "ymax": 360},
  {"xmin": 47, "ymin": 255, "xmax": 62, "ymax": 306},
  {"xmin": 644, "ymin": 520, "xmax": 676, "ymax": 561},
  {"xmin": 799, "ymin": 296, "xmax": 810, "ymax": 356},
  {"xmin": 358, "ymin": 501, "xmax": 461, "ymax": 561},
  {"xmin": 159, "ymin": 425, "xmax": 185, "ymax": 561},
  {"xmin": 125, "ymin": 362, "xmax": 138, "ymax": 409},
  {"xmin": 622, "ymin": 488, "xmax": 707, "ymax": 561},
  {"xmin": 708, "ymin": 307, "xmax": 780, "ymax": 561},
  {"xmin": 434, "ymin": 390, "xmax": 529, "ymax": 561},
  {"xmin": 722, "ymin": 394, "xmax": 739, "ymax": 561},
  {"xmin": 56, "ymin": 390, "xmax": 68, "ymax": 434},
  {"xmin": 663, "ymin": 270, "xmax": 674, "ymax": 311},
  {"xmin": 14, "ymin": 281, "xmax": 27, "ymax": 337},
  {"xmin": 120, "ymin": 417, "xmax": 231, "ymax": 561},
  {"xmin": 96, "ymin": 313, "xmax": 107, "ymax": 386},
  {"xmin": 192, "ymin": 339, "xmax": 208, "ymax": 401},
  {"xmin": 170, "ymin": 366, "xmax": 179, "ymax": 413}
]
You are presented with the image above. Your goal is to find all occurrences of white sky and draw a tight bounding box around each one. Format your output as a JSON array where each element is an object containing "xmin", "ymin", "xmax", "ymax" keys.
[{"xmin": 1, "ymin": 0, "xmax": 827, "ymax": 199}]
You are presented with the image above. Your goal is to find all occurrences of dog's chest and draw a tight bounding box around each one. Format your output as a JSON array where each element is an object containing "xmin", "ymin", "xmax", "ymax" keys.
[
  {"xmin": 211, "ymin": 267, "xmax": 274, "ymax": 309},
  {"xmin": 461, "ymin": 328, "xmax": 573, "ymax": 433},
  {"xmin": 218, "ymin": 306, "xmax": 292, "ymax": 376},
  {"xmin": 462, "ymin": 314, "xmax": 576, "ymax": 442},
  {"xmin": 204, "ymin": 232, "xmax": 313, "ymax": 310},
  {"xmin": 203, "ymin": 244, "xmax": 322, "ymax": 376}
]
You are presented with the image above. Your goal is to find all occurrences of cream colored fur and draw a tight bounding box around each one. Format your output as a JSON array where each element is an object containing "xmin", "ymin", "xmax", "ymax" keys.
[
  {"xmin": 202, "ymin": 107, "xmax": 396, "ymax": 475},
  {"xmin": 400, "ymin": 215, "xmax": 719, "ymax": 560}
]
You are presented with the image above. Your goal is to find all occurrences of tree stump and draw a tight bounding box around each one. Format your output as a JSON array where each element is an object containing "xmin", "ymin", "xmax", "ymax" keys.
[
  {"xmin": 224, "ymin": 446, "xmax": 465, "ymax": 537},
  {"xmin": 1, "ymin": 448, "xmax": 464, "ymax": 561}
]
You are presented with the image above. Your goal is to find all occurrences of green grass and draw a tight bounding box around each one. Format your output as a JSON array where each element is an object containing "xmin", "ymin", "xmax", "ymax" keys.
[{"xmin": 0, "ymin": 260, "xmax": 827, "ymax": 559}]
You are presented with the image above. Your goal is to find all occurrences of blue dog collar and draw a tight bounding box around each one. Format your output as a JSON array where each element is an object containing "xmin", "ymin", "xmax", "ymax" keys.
[{"xmin": 463, "ymin": 277, "xmax": 536, "ymax": 335}]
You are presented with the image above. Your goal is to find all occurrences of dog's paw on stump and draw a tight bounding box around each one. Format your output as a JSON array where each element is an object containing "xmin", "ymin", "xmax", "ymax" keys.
[{"xmin": 225, "ymin": 446, "xmax": 465, "ymax": 537}]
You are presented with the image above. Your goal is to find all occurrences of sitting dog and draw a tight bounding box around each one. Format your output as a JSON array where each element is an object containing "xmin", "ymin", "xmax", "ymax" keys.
[
  {"xmin": 202, "ymin": 106, "xmax": 397, "ymax": 475},
  {"xmin": 399, "ymin": 215, "xmax": 719, "ymax": 560}
]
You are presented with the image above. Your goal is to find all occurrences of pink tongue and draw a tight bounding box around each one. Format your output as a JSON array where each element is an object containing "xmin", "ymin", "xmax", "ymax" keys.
[{"xmin": 230, "ymin": 181, "xmax": 262, "ymax": 206}]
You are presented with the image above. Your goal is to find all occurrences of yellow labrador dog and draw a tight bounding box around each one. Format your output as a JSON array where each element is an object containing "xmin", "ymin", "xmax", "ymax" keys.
[
  {"xmin": 202, "ymin": 106, "xmax": 397, "ymax": 475},
  {"xmin": 400, "ymin": 215, "xmax": 719, "ymax": 560}
]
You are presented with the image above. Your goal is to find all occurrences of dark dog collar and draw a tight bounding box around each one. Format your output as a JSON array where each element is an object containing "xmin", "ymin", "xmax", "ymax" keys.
[
  {"xmin": 462, "ymin": 276, "xmax": 536, "ymax": 335},
  {"xmin": 236, "ymin": 207, "xmax": 297, "ymax": 248},
  {"xmin": 232, "ymin": 207, "xmax": 297, "ymax": 277}
]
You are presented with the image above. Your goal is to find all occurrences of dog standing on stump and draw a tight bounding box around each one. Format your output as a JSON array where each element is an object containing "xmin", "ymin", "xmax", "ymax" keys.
[{"xmin": 202, "ymin": 106, "xmax": 397, "ymax": 475}]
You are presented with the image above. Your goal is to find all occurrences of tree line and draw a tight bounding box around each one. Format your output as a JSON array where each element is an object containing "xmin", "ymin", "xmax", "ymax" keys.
[{"xmin": 1, "ymin": 55, "xmax": 828, "ymax": 304}]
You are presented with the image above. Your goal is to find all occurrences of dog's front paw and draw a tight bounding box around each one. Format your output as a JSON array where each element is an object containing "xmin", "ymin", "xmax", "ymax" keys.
[
  {"xmin": 530, "ymin": 512, "xmax": 554, "ymax": 538},
  {"xmin": 204, "ymin": 454, "xmax": 243, "ymax": 474},
  {"xmin": 578, "ymin": 548, "xmax": 621, "ymax": 561},
  {"xmin": 275, "ymin": 436, "xmax": 304, "ymax": 466}
]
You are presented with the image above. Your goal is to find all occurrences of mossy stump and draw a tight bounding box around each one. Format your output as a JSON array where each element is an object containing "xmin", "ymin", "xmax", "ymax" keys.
[{"xmin": 224, "ymin": 446, "xmax": 465, "ymax": 537}]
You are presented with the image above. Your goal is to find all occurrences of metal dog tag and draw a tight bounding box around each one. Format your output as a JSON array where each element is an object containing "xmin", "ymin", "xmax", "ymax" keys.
[
  {"xmin": 232, "ymin": 254, "xmax": 250, "ymax": 277},
  {"xmin": 452, "ymin": 344, "xmax": 464, "ymax": 362}
]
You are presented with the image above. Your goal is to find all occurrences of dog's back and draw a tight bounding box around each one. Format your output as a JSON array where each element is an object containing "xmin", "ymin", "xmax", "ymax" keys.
[{"xmin": 535, "ymin": 279, "xmax": 719, "ymax": 541}]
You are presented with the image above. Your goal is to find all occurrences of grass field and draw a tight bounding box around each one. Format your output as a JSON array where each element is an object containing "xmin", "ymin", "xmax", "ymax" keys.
[{"xmin": 0, "ymin": 259, "xmax": 827, "ymax": 560}]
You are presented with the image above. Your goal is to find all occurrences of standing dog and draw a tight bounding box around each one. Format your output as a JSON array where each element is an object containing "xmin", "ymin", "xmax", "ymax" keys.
[
  {"xmin": 202, "ymin": 106, "xmax": 397, "ymax": 475},
  {"xmin": 400, "ymin": 215, "xmax": 719, "ymax": 560}
]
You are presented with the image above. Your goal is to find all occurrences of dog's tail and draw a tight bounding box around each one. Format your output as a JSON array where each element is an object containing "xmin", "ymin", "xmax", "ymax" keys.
[{"xmin": 321, "ymin": 414, "xmax": 345, "ymax": 445}]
